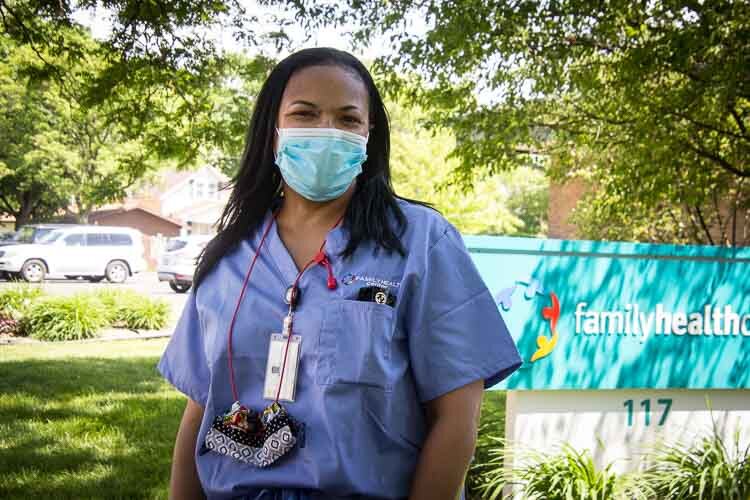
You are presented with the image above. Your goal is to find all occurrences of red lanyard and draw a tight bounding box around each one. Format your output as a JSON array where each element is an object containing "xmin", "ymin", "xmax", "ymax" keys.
[{"xmin": 226, "ymin": 210, "xmax": 344, "ymax": 403}]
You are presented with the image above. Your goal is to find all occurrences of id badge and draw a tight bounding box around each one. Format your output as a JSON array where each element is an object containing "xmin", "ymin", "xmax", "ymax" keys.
[{"xmin": 263, "ymin": 333, "xmax": 302, "ymax": 402}]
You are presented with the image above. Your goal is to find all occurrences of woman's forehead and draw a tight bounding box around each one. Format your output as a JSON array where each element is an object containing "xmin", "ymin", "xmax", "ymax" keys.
[{"xmin": 281, "ymin": 65, "xmax": 369, "ymax": 110}]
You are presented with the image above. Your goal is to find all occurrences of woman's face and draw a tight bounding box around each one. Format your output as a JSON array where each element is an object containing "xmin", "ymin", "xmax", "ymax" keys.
[{"xmin": 276, "ymin": 65, "xmax": 371, "ymax": 139}]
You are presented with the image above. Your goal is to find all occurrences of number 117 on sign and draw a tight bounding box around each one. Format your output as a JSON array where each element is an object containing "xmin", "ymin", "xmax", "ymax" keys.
[{"xmin": 623, "ymin": 398, "xmax": 672, "ymax": 426}]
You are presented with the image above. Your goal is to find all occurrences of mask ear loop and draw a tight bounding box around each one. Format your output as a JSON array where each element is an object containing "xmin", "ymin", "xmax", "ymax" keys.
[{"xmin": 273, "ymin": 127, "xmax": 281, "ymax": 161}]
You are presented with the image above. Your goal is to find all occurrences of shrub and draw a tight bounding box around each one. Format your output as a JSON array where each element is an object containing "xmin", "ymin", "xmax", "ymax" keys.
[
  {"xmin": 0, "ymin": 313, "xmax": 21, "ymax": 336},
  {"xmin": 0, "ymin": 285, "xmax": 43, "ymax": 319},
  {"xmin": 467, "ymin": 393, "xmax": 507, "ymax": 499},
  {"xmin": 0, "ymin": 285, "xmax": 44, "ymax": 336},
  {"xmin": 23, "ymin": 294, "xmax": 110, "ymax": 341},
  {"xmin": 96, "ymin": 289, "xmax": 170, "ymax": 330},
  {"xmin": 639, "ymin": 428, "xmax": 750, "ymax": 500},
  {"xmin": 474, "ymin": 440, "xmax": 623, "ymax": 500}
]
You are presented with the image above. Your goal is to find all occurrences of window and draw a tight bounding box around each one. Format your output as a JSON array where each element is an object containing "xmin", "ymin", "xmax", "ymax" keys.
[
  {"xmin": 207, "ymin": 182, "xmax": 216, "ymax": 199},
  {"xmin": 64, "ymin": 234, "xmax": 85, "ymax": 247},
  {"xmin": 195, "ymin": 181, "xmax": 204, "ymax": 199},
  {"xmin": 87, "ymin": 233, "xmax": 111, "ymax": 246},
  {"xmin": 166, "ymin": 239, "xmax": 188, "ymax": 252},
  {"xmin": 110, "ymin": 234, "xmax": 133, "ymax": 246},
  {"xmin": 14, "ymin": 226, "xmax": 34, "ymax": 243},
  {"xmin": 32, "ymin": 228, "xmax": 55, "ymax": 242},
  {"xmin": 38, "ymin": 231, "xmax": 62, "ymax": 244}
]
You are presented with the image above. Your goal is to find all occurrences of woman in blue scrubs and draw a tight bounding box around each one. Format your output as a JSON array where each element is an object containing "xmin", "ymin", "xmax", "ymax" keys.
[{"xmin": 159, "ymin": 47, "xmax": 521, "ymax": 500}]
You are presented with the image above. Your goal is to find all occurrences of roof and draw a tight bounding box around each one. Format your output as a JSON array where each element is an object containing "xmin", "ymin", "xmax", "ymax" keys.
[{"xmin": 89, "ymin": 207, "xmax": 183, "ymax": 228}]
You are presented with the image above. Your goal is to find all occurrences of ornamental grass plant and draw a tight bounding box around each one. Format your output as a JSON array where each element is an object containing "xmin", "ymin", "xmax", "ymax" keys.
[
  {"xmin": 96, "ymin": 289, "xmax": 170, "ymax": 330},
  {"xmin": 0, "ymin": 284, "xmax": 43, "ymax": 319},
  {"xmin": 469, "ymin": 425, "xmax": 749, "ymax": 500},
  {"xmin": 479, "ymin": 442, "xmax": 622, "ymax": 500},
  {"xmin": 638, "ymin": 428, "xmax": 750, "ymax": 500},
  {"xmin": 0, "ymin": 285, "xmax": 43, "ymax": 336},
  {"xmin": 1, "ymin": 287, "xmax": 170, "ymax": 341},
  {"xmin": 22, "ymin": 293, "xmax": 110, "ymax": 341}
]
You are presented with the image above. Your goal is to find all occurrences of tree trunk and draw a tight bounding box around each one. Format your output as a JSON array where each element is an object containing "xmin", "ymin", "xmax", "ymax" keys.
[{"xmin": 14, "ymin": 191, "xmax": 39, "ymax": 230}]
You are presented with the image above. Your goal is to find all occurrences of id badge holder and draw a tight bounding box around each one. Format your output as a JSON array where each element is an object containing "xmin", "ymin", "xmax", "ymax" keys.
[{"xmin": 263, "ymin": 333, "xmax": 302, "ymax": 402}]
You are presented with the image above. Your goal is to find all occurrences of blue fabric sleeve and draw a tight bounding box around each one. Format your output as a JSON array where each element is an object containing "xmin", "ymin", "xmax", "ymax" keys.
[
  {"xmin": 157, "ymin": 291, "xmax": 210, "ymax": 406},
  {"xmin": 407, "ymin": 225, "xmax": 522, "ymax": 402}
]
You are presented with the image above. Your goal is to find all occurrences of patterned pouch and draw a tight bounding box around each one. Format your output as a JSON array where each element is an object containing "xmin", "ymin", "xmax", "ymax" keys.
[{"xmin": 202, "ymin": 401, "xmax": 300, "ymax": 467}]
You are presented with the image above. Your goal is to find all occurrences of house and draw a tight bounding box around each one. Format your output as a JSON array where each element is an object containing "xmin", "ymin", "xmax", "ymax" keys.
[
  {"xmin": 87, "ymin": 165, "xmax": 230, "ymax": 269},
  {"xmin": 158, "ymin": 165, "xmax": 231, "ymax": 235}
]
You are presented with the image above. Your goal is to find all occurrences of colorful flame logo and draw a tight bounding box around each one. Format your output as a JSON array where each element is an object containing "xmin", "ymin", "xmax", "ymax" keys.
[{"xmin": 495, "ymin": 278, "xmax": 561, "ymax": 363}]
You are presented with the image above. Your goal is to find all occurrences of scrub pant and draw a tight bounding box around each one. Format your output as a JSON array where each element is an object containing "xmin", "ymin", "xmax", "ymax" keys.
[
  {"xmin": 238, "ymin": 489, "xmax": 464, "ymax": 499},
  {"xmin": 239, "ymin": 489, "xmax": 311, "ymax": 500}
]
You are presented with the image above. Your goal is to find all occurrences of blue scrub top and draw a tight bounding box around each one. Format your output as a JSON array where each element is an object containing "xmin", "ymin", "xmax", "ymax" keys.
[{"xmin": 158, "ymin": 199, "xmax": 522, "ymax": 499}]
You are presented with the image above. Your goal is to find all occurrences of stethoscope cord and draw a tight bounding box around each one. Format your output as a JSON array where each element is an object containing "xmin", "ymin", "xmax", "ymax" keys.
[{"xmin": 226, "ymin": 210, "xmax": 345, "ymax": 403}]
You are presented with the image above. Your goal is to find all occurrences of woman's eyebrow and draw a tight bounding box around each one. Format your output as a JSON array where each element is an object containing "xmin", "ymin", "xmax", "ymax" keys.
[
  {"xmin": 289, "ymin": 100, "xmax": 318, "ymax": 108},
  {"xmin": 288, "ymin": 100, "xmax": 362, "ymax": 112}
]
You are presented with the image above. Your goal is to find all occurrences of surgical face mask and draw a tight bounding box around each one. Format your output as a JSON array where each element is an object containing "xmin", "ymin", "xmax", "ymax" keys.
[{"xmin": 274, "ymin": 127, "xmax": 368, "ymax": 202}]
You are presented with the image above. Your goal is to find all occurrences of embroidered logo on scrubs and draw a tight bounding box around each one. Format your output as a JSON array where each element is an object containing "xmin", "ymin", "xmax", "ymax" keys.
[
  {"xmin": 342, "ymin": 273, "xmax": 400, "ymax": 289},
  {"xmin": 495, "ymin": 278, "xmax": 561, "ymax": 363}
]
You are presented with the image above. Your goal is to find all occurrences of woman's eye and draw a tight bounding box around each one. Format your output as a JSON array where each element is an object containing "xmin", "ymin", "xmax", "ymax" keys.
[
  {"xmin": 292, "ymin": 111, "xmax": 315, "ymax": 118},
  {"xmin": 342, "ymin": 116, "xmax": 362, "ymax": 124}
]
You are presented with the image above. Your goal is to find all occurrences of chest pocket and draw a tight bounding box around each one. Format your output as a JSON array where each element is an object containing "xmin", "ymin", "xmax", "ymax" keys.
[{"xmin": 316, "ymin": 300, "xmax": 395, "ymax": 391}]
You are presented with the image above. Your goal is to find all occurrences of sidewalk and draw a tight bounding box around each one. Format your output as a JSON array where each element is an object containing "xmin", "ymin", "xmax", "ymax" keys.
[{"xmin": 1, "ymin": 325, "xmax": 174, "ymax": 345}]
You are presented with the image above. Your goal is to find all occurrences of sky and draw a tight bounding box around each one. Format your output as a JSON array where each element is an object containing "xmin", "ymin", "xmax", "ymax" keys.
[{"xmin": 70, "ymin": 3, "xmax": 504, "ymax": 106}]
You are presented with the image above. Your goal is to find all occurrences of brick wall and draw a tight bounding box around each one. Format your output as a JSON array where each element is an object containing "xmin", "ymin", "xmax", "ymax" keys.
[
  {"xmin": 548, "ymin": 178, "xmax": 587, "ymax": 240},
  {"xmin": 547, "ymin": 178, "xmax": 749, "ymax": 245}
]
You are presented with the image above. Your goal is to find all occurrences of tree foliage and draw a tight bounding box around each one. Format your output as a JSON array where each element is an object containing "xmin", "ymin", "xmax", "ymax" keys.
[
  {"xmin": 0, "ymin": 24, "xmax": 271, "ymax": 226},
  {"xmin": 7, "ymin": 1, "xmax": 744, "ymax": 244},
  {"xmin": 389, "ymin": 100, "xmax": 548, "ymax": 236},
  {"xmin": 334, "ymin": 0, "xmax": 750, "ymax": 245}
]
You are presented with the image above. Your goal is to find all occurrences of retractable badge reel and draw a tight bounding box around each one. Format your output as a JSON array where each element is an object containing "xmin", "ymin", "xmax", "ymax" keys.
[{"xmin": 262, "ymin": 286, "xmax": 302, "ymax": 402}]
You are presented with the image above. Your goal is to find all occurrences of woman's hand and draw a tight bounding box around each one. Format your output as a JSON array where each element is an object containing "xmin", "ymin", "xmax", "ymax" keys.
[
  {"xmin": 169, "ymin": 398, "xmax": 207, "ymax": 500},
  {"xmin": 409, "ymin": 379, "xmax": 484, "ymax": 500}
]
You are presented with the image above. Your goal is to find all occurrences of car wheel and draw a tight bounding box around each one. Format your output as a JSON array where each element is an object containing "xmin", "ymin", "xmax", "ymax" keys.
[
  {"xmin": 87, "ymin": 276, "xmax": 105, "ymax": 283},
  {"xmin": 105, "ymin": 260, "xmax": 129, "ymax": 284},
  {"xmin": 21, "ymin": 259, "xmax": 46, "ymax": 283},
  {"xmin": 169, "ymin": 281, "xmax": 192, "ymax": 293}
]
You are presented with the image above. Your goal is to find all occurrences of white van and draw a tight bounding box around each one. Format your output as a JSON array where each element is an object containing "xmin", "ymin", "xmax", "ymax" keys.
[{"xmin": 0, "ymin": 225, "xmax": 146, "ymax": 283}]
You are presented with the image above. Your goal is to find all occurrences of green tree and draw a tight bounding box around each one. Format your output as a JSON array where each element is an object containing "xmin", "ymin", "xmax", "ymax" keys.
[
  {"xmin": 0, "ymin": 36, "xmax": 70, "ymax": 228},
  {"xmin": 0, "ymin": 26, "xmax": 272, "ymax": 225},
  {"xmin": 0, "ymin": 0, "xmax": 275, "ymax": 158},
  {"xmin": 0, "ymin": 29, "xmax": 165, "ymax": 224},
  {"xmin": 314, "ymin": 0, "xmax": 750, "ymax": 245},
  {"xmin": 389, "ymin": 100, "xmax": 547, "ymax": 236}
]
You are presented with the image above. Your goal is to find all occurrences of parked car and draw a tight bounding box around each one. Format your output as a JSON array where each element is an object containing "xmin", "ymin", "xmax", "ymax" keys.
[
  {"xmin": 157, "ymin": 235, "xmax": 212, "ymax": 293},
  {"xmin": 0, "ymin": 225, "xmax": 146, "ymax": 283},
  {"xmin": 0, "ymin": 223, "xmax": 76, "ymax": 247}
]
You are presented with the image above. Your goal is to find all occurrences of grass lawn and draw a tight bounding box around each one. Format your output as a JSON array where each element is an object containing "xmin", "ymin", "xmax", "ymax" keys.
[
  {"xmin": 0, "ymin": 338, "xmax": 182, "ymax": 500},
  {"xmin": 1, "ymin": 338, "xmax": 506, "ymax": 499}
]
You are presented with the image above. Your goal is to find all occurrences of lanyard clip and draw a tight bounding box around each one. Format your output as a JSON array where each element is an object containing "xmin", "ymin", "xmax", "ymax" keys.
[{"xmin": 282, "ymin": 314, "xmax": 293, "ymax": 338}]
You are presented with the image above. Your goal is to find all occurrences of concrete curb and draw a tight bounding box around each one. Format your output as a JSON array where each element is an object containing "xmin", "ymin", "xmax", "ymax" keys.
[{"xmin": 1, "ymin": 327, "xmax": 173, "ymax": 345}]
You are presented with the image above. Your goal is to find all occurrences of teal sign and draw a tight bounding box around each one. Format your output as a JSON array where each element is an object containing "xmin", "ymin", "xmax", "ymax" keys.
[{"xmin": 465, "ymin": 236, "xmax": 750, "ymax": 390}]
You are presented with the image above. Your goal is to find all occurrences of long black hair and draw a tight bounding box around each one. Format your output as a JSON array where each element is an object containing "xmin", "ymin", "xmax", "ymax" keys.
[{"xmin": 194, "ymin": 47, "xmax": 420, "ymax": 289}]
